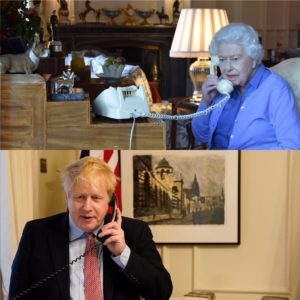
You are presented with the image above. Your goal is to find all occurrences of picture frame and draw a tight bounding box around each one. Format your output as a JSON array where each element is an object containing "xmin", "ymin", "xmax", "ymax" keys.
[{"xmin": 121, "ymin": 150, "xmax": 240, "ymax": 244}]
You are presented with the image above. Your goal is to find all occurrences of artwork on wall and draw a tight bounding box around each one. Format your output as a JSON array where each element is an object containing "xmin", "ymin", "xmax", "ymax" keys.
[{"xmin": 121, "ymin": 150, "xmax": 240, "ymax": 244}]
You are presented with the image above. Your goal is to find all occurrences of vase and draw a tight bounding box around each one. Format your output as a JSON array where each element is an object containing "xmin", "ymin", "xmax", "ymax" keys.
[{"xmin": 71, "ymin": 51, "xmax": 85, "ymax": 75}]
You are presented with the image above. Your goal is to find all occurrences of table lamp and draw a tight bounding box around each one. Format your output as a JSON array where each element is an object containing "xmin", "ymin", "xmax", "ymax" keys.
[{"xmin": 170, "ymin": 8, "xmax": 229, "ymax": 102}]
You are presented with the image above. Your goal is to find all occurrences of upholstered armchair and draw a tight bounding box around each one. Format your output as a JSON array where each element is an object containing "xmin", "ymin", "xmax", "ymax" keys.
[{"xmin": 271, "ymin": 57, "xmax": 300, "ymax": 111}]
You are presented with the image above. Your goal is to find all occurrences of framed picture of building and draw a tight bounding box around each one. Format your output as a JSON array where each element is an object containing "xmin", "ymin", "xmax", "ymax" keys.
[{"xmin": 121, "ymin": 150, "xmax": 240, "ymax": 244}]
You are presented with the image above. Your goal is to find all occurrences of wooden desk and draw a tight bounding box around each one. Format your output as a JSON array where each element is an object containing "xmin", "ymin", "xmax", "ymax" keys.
[
  {"xmin": 46, "ymin": 95, "xmax": 166, "ymax": 149},
  {"xmin": 47, "ymin": 118, "xmax": 165, "ymax": 149},
  {"xmin": 1, "ymin": 74, "xmax": 166, "ymax": 149},
  {"xmin": 0, "ymin": 74, "xmax": 46, "ymax": 149}
]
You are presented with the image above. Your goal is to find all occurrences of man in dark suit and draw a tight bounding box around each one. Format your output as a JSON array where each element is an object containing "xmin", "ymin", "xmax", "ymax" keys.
[{"xmin": 9, "ymin": 156, "xmax": 173, "ymax": 300}]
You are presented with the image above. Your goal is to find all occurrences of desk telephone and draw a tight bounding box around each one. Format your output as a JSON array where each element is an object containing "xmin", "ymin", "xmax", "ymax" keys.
[{"xmin": 11, "ymin": 195, "xmax": 118, "ymax": 300}]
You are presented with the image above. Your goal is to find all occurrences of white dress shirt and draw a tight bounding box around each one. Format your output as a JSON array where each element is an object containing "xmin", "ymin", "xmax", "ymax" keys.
[{"xmin": 68, "ymin": 215, "xmax": 130, "ymax": 300}]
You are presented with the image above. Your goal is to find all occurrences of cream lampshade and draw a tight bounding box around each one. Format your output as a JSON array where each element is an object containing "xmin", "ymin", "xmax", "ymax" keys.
[{"xmin": 170, "ymin": 8, "xmax": 229, "ymax": 102}]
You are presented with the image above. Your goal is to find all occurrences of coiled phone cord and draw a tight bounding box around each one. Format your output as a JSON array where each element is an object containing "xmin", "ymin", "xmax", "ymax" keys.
[
  {"xmin": 128, "ymin": 94, "xmax": 230, "ymax": 150},
  {"xmin": 134, "ymin": 94, "xmax": 230, "ymax": 120},
  {"xmin": 11, "ymin": 243, "xmax": 101, "ymax": 300}
]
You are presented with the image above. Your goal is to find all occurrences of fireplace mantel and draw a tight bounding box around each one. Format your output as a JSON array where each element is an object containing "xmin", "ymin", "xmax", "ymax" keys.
[{"xmin": 56, "ymin": 24, "xmax": 187, "ymax": 99}]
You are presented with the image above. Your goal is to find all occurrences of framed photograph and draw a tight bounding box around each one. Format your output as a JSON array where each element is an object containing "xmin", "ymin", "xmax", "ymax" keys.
[{"xmin": 121, "ymin": 150, "xmax": 240, "ymax": 244}]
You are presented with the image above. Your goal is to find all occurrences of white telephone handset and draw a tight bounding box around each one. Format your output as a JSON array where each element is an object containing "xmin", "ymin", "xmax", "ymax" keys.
[{"xmin": 210, "ymin": 56, "xmax": 234, "ymax": 96}]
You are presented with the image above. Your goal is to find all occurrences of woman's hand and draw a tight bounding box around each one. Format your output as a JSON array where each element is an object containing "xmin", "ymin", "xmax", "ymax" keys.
[
  {"xmin": 98, "ymin": 208, "xmax": 126, "ymax": 256},
  {"xmin": 202, "ymin": 74, "xmax": 219, "ymax": 106}
]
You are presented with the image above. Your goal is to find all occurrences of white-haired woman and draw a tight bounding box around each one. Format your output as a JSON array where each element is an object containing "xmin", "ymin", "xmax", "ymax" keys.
[{"xmin": 192, "ymin": 23, "xmax": 300, "ymax": 149}]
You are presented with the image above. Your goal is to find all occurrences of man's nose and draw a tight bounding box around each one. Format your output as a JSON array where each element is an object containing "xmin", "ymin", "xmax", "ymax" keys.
[{"xmin": 82, "ymin": 197, "xmax": 93, "ymax": 210}]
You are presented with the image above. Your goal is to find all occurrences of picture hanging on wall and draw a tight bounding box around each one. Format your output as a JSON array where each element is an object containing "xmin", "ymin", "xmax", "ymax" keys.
[{"xmin": 121, "ymin": 150, "xmax": 240, "ymax": 244}]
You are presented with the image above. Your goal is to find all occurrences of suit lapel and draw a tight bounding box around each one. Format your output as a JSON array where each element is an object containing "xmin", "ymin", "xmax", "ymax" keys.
[
  {"xmin": 48, "ymin": 213, "xmax": 70, "ymax": 299},
  {"xmin": 103, "ymin": 247, "xmax": 117, "ymax": 300}
]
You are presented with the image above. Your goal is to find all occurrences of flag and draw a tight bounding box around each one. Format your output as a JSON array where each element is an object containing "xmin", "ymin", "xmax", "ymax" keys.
[{"xmin": 80, "ymin": 150, "xmax": 122, "ymax": 211}]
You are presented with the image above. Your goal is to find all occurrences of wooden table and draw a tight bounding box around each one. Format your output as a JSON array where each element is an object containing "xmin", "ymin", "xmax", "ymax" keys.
[
  {"xmin": 1, "ymin": 74, "xmax": 166, "ymax": 150},
  {"xmin": 168, "ymin": 97, "xmax": 199, "ymax": 149},
  {"xmin": 46, "ymin": 76, "xmax": 166, "ymax": 149}
]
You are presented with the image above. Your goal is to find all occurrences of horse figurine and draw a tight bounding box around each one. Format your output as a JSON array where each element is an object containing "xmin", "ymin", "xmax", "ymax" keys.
[
  {"xmin": 156, "ymin": 7, "xmax": 169, "ymax": 25},
  {"xmin": 79, "ymin": 0, "xmax": 96, "ymax": 22}
]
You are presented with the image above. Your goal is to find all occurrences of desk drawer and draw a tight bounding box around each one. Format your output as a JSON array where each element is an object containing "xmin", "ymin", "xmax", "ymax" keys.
[{"xmin": 47, "ymin": 98, "xmax": 90, "ymax": 127}]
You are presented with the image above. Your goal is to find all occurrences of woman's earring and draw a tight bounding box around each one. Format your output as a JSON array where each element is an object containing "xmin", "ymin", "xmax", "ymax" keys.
[{"xmin": 252, "ymin": 61, "xmax": 257, "ymax": 69}]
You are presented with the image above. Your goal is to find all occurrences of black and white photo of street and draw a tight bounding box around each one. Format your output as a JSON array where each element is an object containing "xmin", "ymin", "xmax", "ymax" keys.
[{"xmin": 133, "ymin": 153, "xmax": 225, "ymax": 225}]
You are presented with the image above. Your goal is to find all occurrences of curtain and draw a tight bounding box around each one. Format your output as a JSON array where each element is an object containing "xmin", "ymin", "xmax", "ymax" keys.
[{"xmin": 0, "ymin": 151, "xmax": 38, "ymax": 299}]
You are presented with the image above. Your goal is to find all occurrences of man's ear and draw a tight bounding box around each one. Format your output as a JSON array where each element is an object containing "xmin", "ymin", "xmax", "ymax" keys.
[{"xmin": 64, "ymin": 193, "xmax": 69, "ymax": 212}]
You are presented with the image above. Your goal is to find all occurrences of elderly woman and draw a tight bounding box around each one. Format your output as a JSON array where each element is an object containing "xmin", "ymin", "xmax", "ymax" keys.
[{"xmin": 192, "ymin": 23, "xmax": 300, "ymax": 149}]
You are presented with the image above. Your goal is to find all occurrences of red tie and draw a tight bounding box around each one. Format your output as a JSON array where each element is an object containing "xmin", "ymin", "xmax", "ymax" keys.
[{"xmin": 84, "ymin": 233, "xmax": 102, "ymax": 300}]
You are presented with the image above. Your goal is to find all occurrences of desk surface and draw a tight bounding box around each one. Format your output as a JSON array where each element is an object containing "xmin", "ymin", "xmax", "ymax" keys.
[{"xmin": 47, "ymin": 118, "xmax": 166, "ymax": 150}]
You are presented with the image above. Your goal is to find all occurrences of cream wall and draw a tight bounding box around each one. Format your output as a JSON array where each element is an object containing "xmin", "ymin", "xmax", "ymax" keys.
[
  {"xmin": 31, "ymin": 150, "xmax": 300, "ymax": 300},
  {"xmin": 35, "ymin": 150, "xmax": 79, "ymax": 218},
  {"xmin": 191, "ymin": 0, "xmax": 300, "ymax": 49}
]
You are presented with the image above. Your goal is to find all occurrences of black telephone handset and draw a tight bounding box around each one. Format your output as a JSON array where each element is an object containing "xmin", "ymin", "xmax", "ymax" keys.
[{"xmin": 97, "ymin": 193, "xmax": 118, "ymax": 243}]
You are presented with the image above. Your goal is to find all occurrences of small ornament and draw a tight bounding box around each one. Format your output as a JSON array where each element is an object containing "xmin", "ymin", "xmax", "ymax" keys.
[{"xmin": 122, "ymin": 4, "xmax": 137, "ymax": 26}]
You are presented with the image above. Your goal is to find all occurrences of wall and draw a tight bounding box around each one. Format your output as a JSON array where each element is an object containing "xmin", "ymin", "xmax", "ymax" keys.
[
  {"xmin": 192, "ymin": 0, "xmax": 300, "ymax": 50},
  {"xmin": 35, "ymin": 150, "xmax": 79, "ymax": 218}
]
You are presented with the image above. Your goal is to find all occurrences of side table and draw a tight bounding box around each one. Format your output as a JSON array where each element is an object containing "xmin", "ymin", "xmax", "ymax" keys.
[{"xmin": 168, "ymin": 97, "xmax": 199, "ymax": 149}]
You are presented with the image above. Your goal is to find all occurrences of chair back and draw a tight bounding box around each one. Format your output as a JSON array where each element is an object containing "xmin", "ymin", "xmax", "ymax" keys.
[{"xmin": 271, "ymin": 57, "xmax": 300, "ymax": 111}]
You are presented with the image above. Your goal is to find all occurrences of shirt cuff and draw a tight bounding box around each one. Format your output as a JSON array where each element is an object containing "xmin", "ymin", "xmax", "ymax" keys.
[{"xmin": 111, "ymin": 245, "xmax": 131, "ymax": 270}]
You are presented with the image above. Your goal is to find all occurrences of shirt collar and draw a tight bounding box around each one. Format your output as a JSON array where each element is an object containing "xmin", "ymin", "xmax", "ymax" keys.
[
  {"xmin": 68, "ymin": 214, "xmax": 103, "ymax": 241},
  {"xmin": 247, "ymin": 64, "xmax": 267, "ymax": 89}
]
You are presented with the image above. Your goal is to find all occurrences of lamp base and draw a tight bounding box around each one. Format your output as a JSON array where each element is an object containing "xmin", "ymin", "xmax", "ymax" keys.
[
  {"xmin": 191, "ymin": 93, "xmax": 202, "ymax": 103},
  {"xmin": 189, "ymin": 57, "xmax": 210, "ymax": 102}
]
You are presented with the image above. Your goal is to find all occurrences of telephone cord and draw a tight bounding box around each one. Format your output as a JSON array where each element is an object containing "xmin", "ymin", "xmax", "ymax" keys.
[
  {"xmin": 128, "ymin": 94, "xmax": 229, "ymax": 150},
  {"xmin": 129, "ymin": 114, "xmax": 136, "ymax": 150},
  {"xmin": 133, "ymin": 94, "xmax": 230, "ymax": 120},
  {"xmin": 11, "ymin": 242, "xmax": 102, "ymax": 300}
]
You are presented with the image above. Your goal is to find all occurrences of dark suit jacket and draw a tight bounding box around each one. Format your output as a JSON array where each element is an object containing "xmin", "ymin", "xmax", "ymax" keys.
[{"xmin": 9, "ymin": 212, "xmax": 172, "ymax": 300}]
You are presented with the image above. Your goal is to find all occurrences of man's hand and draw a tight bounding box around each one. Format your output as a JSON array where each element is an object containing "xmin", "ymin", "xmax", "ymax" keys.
[{"xmin": 98, "ymin": 208, "xmax": 126, "ymax": 256}]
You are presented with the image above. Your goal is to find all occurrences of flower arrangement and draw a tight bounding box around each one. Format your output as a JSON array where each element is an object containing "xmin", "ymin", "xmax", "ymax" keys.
[
  {"xmin": 0, "ymin": 0, "xmax": 42, "ymax": 48},
  {"xmin": 102, "ymin": 56, "xmax": 126, "ymax": 78}
]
